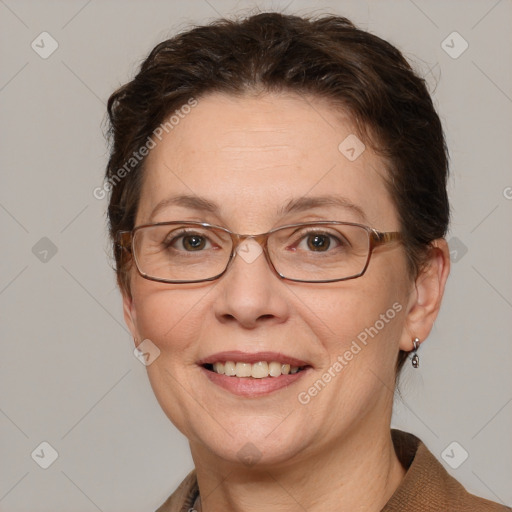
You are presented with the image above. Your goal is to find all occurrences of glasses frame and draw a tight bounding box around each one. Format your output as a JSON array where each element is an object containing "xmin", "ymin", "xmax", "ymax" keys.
[{"xmin": 117, "ymin": 220, "xmax": 402, "ymax": 284}]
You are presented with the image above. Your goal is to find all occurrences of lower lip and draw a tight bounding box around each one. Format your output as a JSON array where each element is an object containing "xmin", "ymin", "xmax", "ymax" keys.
[{"xmin": 201, "ymin": 366, "xmax": 311, "ymax": 397}]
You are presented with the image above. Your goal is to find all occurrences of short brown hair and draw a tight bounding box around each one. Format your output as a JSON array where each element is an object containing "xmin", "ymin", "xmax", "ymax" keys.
[{"xmin": 105, "ymin": 12, "xmax": 450, "ymax": 374}]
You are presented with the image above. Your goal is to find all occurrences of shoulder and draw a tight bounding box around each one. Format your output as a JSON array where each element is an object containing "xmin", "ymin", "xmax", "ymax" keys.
[{"xmin": 383, "ymin": 429, "xmax": 511, "ymax": 512}]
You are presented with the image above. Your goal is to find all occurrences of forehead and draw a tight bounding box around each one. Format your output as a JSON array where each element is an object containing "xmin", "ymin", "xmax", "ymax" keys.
[{"xmin": 137, "ymin": 91, "xmax": 397, "ymax": 231}]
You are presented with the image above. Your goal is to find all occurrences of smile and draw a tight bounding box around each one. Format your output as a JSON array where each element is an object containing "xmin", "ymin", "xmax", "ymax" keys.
[
  {"xmin": 198, "ymin": 351, "xmax": 312, "ymax": 397},
  {"xmin": 204, "ymin": 361, "xmax": 305, "ymax": 378}
]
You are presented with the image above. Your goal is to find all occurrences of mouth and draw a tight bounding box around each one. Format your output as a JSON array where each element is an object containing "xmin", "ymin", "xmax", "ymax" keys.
[
  {"xmin": 202, "ymin": 361, "xmax": 307, "ymax": 378},
  {"xmin": 197, "ymin": 351, "xmax": 312, "ymax": 397}
]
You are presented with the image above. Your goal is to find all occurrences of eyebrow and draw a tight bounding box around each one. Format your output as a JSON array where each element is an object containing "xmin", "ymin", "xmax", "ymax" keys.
[
  {"xmin": 278, "ymin": 195, "xmax": 368, "ymax": 223},
  {"xmin": 149, "ymin": 194, "xmax": 368, "ymax": 223},
  {"xmin": 149, "ymin": 195, "xmax": 218, "ymax": 221}
]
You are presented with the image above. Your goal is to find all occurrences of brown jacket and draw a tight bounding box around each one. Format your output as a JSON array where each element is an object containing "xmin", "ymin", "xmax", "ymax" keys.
[{"xmin": 155, "ymin": 429, "xmax": 511, "ymax": 511}]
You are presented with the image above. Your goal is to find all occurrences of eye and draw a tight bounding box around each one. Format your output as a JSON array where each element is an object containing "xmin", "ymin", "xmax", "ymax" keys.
[
  {"xmin": 180, "ymin": 234, "xmax": 208, "ymax": 251},
  {"xmin": 295, "ymin": 230, "xmax": 347, "ymax": 252},
  {"xmin": 164, "ymin": 230, "xmax": 213, "ymax": 251},
  {"xmin": 305, "ymin": 233, "xmax": 331, "ymax": 251}
]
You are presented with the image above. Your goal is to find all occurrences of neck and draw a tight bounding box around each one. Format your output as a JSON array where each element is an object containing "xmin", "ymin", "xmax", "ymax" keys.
[{"xmin": 191, "ymin": 422, "xmax": 406, "ymax": 512}]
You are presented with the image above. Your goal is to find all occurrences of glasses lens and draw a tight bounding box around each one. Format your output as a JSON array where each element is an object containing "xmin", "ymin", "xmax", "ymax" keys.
[
  {"xmin": 133, "ymin": 223, "xmax": 232, "ymax": 282},
  {"xmin": 269, "ymin": 223, "xmax": 370, "ymax": 281}
]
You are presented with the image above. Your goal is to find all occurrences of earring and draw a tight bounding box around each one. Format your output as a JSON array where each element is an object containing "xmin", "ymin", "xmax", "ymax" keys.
[{"xmin": 411, "ymin": 338, "xmax": 420, "ymax": 368}]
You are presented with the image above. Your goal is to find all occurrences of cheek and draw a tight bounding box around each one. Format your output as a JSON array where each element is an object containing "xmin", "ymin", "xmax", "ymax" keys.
[
  {"xmin": 297, "ymin": 264, "xmax": 408, "ymax": 370},
  {"xmin": 129, "ymin": 278, "xmax": 207, "ymax": 359},
  {"xmin": 129, "ymin": 280, "xmax": 212, "ymax": 436}
]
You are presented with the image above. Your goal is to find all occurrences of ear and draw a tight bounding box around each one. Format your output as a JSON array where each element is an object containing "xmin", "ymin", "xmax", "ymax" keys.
[
  {"xmin": 122, "ymin": 289, "xmax": 139, "ymax": 347},
  {"xmin": 399, "ymin": 239, "xmax": 451, "ymax": 352}
]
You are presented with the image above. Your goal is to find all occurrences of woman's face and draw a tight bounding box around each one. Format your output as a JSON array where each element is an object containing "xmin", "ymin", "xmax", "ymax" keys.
[{"xmin": 123, "ymin": 91, "xmax": 419, "ymax": 467}]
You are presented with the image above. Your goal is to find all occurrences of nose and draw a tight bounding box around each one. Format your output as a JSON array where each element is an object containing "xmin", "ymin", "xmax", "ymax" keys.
[{"xmin": 212, "ymin": 238, "xmax": 290, "ymax": 329}]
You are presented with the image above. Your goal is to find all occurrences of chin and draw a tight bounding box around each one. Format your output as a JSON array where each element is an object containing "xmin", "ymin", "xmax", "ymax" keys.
[
  {"xmin": 212, "ymin": 438, "xmax": 305, "ymax": 469},
  {"xmin": 189, "ymin": 416, "xmax": 313, "ymax": 467}
]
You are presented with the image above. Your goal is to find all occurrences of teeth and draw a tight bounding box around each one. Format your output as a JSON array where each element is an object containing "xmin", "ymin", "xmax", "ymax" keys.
[
  {"xmin": 269, "ymin": 362, "xmax": 282, "ymax": 377},
  {"xmin": 251, "ymin": 361, "xmax": 268, "ymax": 379},
  {"xmin": 224, "ymin": 361, "xmax": 236, "ymax": 376},
  {"xmin": 209, "ymin": 361, "xmax": 303, "ymax": 378},
  {"xmin": 235, "ymin": 362, "xmax": 252, "ymax": 378},
  {"xmin": 213, "ymin": 362, "xmax": 224, "ymax": 374}
]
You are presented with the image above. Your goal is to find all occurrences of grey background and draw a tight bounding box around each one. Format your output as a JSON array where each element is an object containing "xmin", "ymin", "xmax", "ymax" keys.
[{"xmin": 1, "ymin": 0, "xmax": 511, "ymax": 510}]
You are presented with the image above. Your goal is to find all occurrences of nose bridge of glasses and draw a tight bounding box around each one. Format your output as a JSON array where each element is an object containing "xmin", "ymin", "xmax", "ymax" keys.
[
  {"xmin": 229, "ymin": 232, "xmax": 274, "ymax": 272},
  {"xmin": 231, "ymin": 232, "xmax": 269, "ymax": 251}
]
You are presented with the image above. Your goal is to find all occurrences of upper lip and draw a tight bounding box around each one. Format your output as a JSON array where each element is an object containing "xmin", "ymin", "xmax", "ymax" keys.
[{"xmin": 197, "ymin": 351, "xmax": 310, "ymax": 367}]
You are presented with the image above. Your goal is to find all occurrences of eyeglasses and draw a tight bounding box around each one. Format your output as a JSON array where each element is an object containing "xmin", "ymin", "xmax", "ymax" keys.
[{"xmin": 117, "ymin": 221, "xmax": 402, "ymax": 284}]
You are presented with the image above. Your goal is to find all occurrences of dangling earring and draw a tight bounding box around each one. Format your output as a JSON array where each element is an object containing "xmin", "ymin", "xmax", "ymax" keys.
[{"xmin": 411, "ymin": 338, "xmax": 420, "ymax": 368}]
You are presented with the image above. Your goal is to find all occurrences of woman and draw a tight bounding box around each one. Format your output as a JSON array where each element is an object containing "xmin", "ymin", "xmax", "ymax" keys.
[{"xmin": 104, "ymin": 12, "xmax": 509, "ymax": 512}]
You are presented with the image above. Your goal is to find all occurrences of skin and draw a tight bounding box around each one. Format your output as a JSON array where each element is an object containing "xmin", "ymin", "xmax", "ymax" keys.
[{"xmin": 122, "ymin": 91, "xmax": 450, "ymax": 511}]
